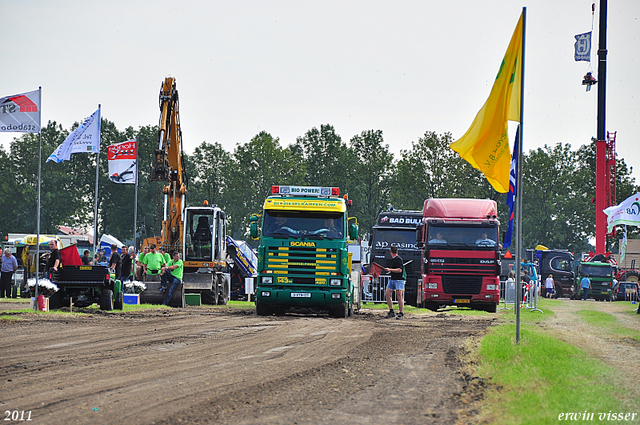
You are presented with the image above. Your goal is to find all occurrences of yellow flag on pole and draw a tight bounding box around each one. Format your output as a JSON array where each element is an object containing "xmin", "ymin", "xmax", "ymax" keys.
[{"xmin": 450, "ymin": 12, "xmax": 523, "ymax": 193}]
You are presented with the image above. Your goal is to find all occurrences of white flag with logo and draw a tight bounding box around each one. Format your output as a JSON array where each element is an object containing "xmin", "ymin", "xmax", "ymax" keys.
[
  {"xmin": 604, "ymin": 192, "xmax": 640, "ymax": 232},
  {"xmin": 47, "ymin": 108, "xmax": 101, "ymax": 163},
  {"xmin": 108, "ymin": 139, "xmax": 137, "ymax": 184},
  {"xmin": 0, "ymin": 89, "xmax": 41, "ymax": 133}
]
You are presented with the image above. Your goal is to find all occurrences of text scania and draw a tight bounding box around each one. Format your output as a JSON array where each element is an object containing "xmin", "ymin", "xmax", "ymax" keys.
[{"xmin": 290, "ymin": 241, "xmax": 316, "ymax": 247}]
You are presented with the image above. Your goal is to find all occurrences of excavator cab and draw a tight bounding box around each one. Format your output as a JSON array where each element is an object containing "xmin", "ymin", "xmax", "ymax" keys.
[{"xmin": 184, "ymin": 207, "xmax": 226, "ymax": 263}]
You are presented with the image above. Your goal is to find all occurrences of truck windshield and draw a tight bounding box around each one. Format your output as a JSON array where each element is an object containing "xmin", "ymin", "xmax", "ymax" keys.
[
  {"xmin": 371, "ymin": 228, "xmax": 419, "ymax": 252},
  {"xmin": 184, "ymin": 211, "xmax": 215, "ymax": 261},
  {"xmin": 263, "ymin": 210, "xmax": 344, "ymax": 239},
  {"xmin": 581, "ymin": 264, "xmax": 613, "ymax": 278},
  {"xmin": 427, "ymin": 225, "xmax": 499, "ymax": 248}
]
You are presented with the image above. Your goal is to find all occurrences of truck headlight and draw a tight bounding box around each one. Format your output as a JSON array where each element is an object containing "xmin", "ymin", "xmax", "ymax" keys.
[
  {"xmin": 262, "ymin": 276, "xmax": 273, "ymax": 284},
  {"xmin": 486, "ymin": 284, "xmax": 498, "ymax": 291},
  {"xmin": 261, "ymin": 291, "xmax": 271, "ymax": 297},
  {"xmin": 428, "ymin": 283, "xmax": 438, "ymax": 289},
  {"xmin": 331, "ymin": 293, "xmax": 341, "ymax": 299},
  {"xmin": 330, "ymin": 279, "xmax": 341, "ymax": 286}
]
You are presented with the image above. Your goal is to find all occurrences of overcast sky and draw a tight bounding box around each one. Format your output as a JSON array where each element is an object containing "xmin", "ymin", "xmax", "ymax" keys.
[{"xmin": 2, "ymin": 0, "xmax": 639, "ymax": 180}]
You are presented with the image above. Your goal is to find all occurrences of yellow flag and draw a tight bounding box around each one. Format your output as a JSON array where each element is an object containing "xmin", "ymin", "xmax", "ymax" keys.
[{"xmin": 450, "ymin": 12, "xmax": 523, "ymax": 193}]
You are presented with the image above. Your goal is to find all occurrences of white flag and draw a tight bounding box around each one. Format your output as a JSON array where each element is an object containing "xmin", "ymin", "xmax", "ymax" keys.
[
  {"xmin": 0, "ymin": 89, "xmax": 41, "ymax": 133},
  {"xmin": 108, "ymin": 139, "xmax": 137, "ymax": 184},
  {"xmin": 604, "ymin": 192, "xmax": 640, "ymax": 232},
  {"xmin": 47, "ymin": 108, "xmax": 101, "ymax": 163}
]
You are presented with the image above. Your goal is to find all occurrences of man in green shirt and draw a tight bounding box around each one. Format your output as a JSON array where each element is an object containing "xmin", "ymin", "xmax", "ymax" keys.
[
  {"xmin": 160, "ymin": 251, "xmax": 183, "ymax": 305},
  {"xmin": 142, "ymin": 245, "xmax": 165, "ymax": 276},
  {"xmin": 159, "ymin": 246, "xmax": 171, "ymax": 265}
]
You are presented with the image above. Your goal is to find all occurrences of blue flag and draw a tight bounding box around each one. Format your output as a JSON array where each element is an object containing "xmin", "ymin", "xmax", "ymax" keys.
[{"xmin": 503, "ymin": 126, "xmax": 519, "ymax": 249}]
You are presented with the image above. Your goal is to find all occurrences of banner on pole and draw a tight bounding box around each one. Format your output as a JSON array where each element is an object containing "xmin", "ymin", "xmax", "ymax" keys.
[
  {"xmin": 450, "ymin": 12, "xmax": 523, "ymax": 193},
  {"xmin": 108, "ymin": 139, "xmax": 137, "ymax": 184},
  {"xmin": 47, "ymin": 108, "xmax": 101, "ymax": 163},
  {"xmin": 0, "ymin": 89, "xmax": 40, "ymax": 133},
  {"xmin": 574, "ymin": 31, "xmax": 592, "ymax": 62},
  {"xmin": 604, "ymin": 192, "xmax": 640, "ymax": 232}
]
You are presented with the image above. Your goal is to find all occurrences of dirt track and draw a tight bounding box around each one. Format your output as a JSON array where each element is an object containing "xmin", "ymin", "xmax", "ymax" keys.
[{"xmin": 0, "ymin": 304, "xmax": 495, "ymax": 425}]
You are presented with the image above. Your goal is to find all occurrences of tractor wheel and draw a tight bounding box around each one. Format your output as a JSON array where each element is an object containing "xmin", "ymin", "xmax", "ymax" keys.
[
  {"xmin": 100, "ymin": 289, "xmax": 114, "ymax": 311},
  {"xmin": 114, "ymin": 291, "xmax": 124, "ymax": 310},
  {"xmin": 621, "ymin": 270, "xmax": 640, "ymax": 283}
]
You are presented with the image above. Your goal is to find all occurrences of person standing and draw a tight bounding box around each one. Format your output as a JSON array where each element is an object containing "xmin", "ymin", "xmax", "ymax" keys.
[
  {"xmin": 46, "ymin": 239, "xmax": 62, "ymax": 280},
  {"xmin": 135, "ymin": 246, "xmax": 150, "ymax": 280},
  {"xmin": 121, "ymin": 246, "xmax": 134, "ymax": 282},
  {"xmin": 159, "ymin": 246, "xmax": 171, "ymax": 265},
  {"xmin": 384, "ymin": 245, "xmax": 405, "ymax": 319},
  {"xmin": 108, "ymin": 244, "xmax": 123, "ymax": 280},
  {"xmin": 1, "ymin": 248, "xmax": 19, "ymax": 298},
  {"xmin": 545, "ymin": 274, "xmax": 555, "ymax": 298},
  {"xmin": 160, "ymin": 251, "xmax": 183, "ymax": 305},
  {"xmin": 581, "ymin": 274, "xmax": 592, "ymax": 301}
]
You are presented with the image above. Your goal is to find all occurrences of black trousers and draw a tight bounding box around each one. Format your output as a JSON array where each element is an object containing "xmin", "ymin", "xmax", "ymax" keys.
[{"xmin": 0, "ymin": 271, "xmax": 13, "ymax": 298}]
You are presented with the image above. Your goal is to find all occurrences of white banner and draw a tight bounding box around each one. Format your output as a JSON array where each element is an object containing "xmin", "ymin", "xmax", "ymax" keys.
[
  {"xmin": 604, "ymin": 192, "xmax": 640, "ymax": 232},
  {"xmin": 0, "ymin": 89, "xmax": 41, "ymax": 133},
  {"xmin": 47, "ymin": 108, "xmax": 101, "ymax": 163},
  {"xmin": 108, "ymin": 139, "xmax": 137, "ymax": 184}
]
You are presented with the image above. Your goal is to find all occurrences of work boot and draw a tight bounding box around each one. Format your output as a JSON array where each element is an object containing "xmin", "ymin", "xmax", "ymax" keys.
[
  {"xmin": 385, "ymin": 310, "xmax": 395, "ymax": 318},
  {"xmin": 396, "ymin": 312, "xmax": 404, "ymax": 320}
]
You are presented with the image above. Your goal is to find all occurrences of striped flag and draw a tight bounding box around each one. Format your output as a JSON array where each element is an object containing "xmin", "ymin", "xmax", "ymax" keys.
[{"xmin": 503, "ymin": 125, "xmax": 519, "ymax": 249}]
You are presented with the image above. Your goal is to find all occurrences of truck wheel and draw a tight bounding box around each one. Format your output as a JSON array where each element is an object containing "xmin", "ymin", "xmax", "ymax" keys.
[
  {"xmin": 485, "ymin": 303, "xmax": 497, "ymax": 313},
  {"xmin": 217, "ymin": 277, "xmax": 229, "ymax": 306},
  {"xmin": 331, "ymin": 305, "xmax": 348, "ymax": 318},
  {"xmin": 621, "ymin": 271, "xmax": 640, "ymax": 283},
  {"xmin": 553, "ymin": 285, "xmax": 562, "ymax": 299},
  {"xmin": 114, "ymin": 291, "xmax": 124, "ymax": 310},
  {"xmin": 256, "ymin": 302, "xmax": 270, "ymax": 316},
  {"xmin": 423, "ymin": 301, "xmax": 439, "ymax": 312},
  {"xmin": 49, "ymin": 292, "xmax": 62, "ymax": 310},
  {"xmin": 100, "ymin": 289, "xmax": 114, "ymax": 311}
]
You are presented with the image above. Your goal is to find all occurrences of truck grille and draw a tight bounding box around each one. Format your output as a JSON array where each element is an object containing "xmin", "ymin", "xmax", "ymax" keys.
[
  {"xmin": 442, "ymin": 275, "xmax": 482, "ymax": 295},
  {"xmin": 265, "ymin": 246, "xmax": 339, "ymax": 285}
]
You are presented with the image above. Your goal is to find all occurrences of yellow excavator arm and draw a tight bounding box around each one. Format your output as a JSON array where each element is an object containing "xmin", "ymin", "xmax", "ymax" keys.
[{"xmin": 150, "ymin": 77, "xmax": 187, "ymax": 252}]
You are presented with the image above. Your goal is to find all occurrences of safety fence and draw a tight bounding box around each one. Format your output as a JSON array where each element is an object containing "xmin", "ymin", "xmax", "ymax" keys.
[
  {"xmin": 500, "ymin": 279, "xmax": 542, "ymax": 312},
  {"xmin": 361, "ymin": 275, "xmax": 402, "ymax": 303}
]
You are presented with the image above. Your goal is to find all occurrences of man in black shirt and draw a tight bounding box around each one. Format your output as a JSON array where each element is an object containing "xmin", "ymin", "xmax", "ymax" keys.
[
  {"xmin": 108, "ymin": 244, "xmax": 122, "ymax": 280},
  {"xmin": 384, "ymin": 245, "xmax": 405, "ymax": 320},
  {"xmin": 46, "ymin": 240, "xmax": 62, "ymax": 280},
  {"xmin": 121, "ymin": 246, "xmax": 133, "ymax": 282}
]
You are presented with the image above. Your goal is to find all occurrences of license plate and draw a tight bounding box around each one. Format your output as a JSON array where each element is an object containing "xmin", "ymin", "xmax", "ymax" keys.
[
  {"xmin": 291, "ymin": 293, "xmax": 311, "ymax": 298},
  {"xmin": 453, "ymin": 299, "xmax": 470, "ymax": 304}
]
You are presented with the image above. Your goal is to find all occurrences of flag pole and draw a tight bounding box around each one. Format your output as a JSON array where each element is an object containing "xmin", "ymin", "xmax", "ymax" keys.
[
  {"xmin": 133, "ymin": 136, "xmax": 139, "ymax": 250},
  {"xmin": 92, "ymin": 104, "xmax": 102, "ymax": 256},
  {"xmin": 515, "ymin": 7, "xmax": 527, "ymax": 343},
  {"xmin": 34, "ymin": 87, "xmax": 43, "ymax": 309}
]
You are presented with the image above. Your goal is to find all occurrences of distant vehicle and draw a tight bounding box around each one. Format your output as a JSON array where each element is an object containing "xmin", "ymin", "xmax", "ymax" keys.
[
  {"xmin": 527, "ymin": 248, "xmax": 576, "ymax": 299},
  {"xmin": 576, "ymin": 261, "xmax": 615, "ymax": 301},
  {"xmin": 612, "ymin": 281, "xmax": 639, "ymax": 302}
]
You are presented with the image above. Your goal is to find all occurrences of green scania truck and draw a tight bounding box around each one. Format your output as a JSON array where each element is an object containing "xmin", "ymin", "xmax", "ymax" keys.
[{"xmin": 250, "ymin": 185, "xmax": 358, "ymax": 317}]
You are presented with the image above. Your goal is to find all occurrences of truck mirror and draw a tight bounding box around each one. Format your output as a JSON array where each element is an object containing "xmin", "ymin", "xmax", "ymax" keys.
[
  {"xmin": 250, "ymin": 222, "xmax": 259, "ymax": 239},
  {"xmin": 250, "ymin": 215, "xmax": 259, "ymax": 222},
  {"xmin": 349, "ymin": 224, "xmax": 358, "ymax": 241},
  {"xmin": 415, "ymin": 223, "xmax": 424, "ymax": 243}
]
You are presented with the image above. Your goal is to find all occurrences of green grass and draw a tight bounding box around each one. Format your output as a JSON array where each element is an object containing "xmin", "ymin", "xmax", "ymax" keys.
[
  {"xmin": 477, "ymin": 324, "xmax": 629, "ymax": 424},
  {"xmin": 474, "ymin": 299, "xmax": 639, "ymax": 424},
  {"xmin": 577, "ymin": 310, "xmax": 640, "ymax": 341}
]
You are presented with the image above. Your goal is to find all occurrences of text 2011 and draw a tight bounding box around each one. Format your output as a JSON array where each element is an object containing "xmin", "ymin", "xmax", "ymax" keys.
[{"xmin": 4, "ymin": 411, "xmax": 32, "ymax": 421}]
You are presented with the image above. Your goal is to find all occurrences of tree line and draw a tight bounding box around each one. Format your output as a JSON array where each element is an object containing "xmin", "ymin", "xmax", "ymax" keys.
[{"xmin": 0, "ymin": 118, "xmax": 636, "ymax": 254}]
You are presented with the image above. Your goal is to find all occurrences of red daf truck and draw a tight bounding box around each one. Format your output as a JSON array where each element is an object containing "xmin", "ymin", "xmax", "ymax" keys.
[{"xmin": 416, "ymin": 198, "xmax": 501, "ymax": 313}]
